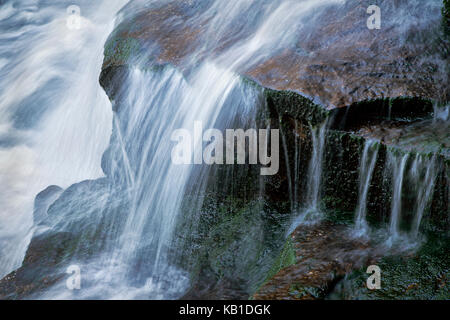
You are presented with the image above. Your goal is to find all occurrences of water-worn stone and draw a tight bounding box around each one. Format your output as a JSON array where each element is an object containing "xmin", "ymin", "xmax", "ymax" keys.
[
  {"xmin": 253, "ymin": 221, "xmax": 381, "ymax": 300},
  {"xmin": 103, "ymin": 0, "xmax": 449, "ymax": 109}
]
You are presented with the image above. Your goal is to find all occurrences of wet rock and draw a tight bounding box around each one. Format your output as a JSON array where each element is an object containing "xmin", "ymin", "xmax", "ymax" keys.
[
  {"xmin": 33, "ymin": 185, "xmax": 63, "ymax": 225},
  {"xmin": 354, "ymin": 118, "xmax": 450, "ymax": 158},
  {"xmin": 104, "ymin": 0, "xmax": 449, "ymax": 109},
  {"xmin": 0, "ymin": 232, "xmax": 75, "ymax": 299},
  {"xmin": 0, "ymin": 179, "xmax": 125, "ymax": 299},
  {"xmin": 329, "ymin": 235, "xmax": 450, "ymax": 300},
  {"xmin": 253, "ymin": 222, "xmax": 380, "ymax": 300},
  {"xmin": 175, "ymin": 196, "xmax": 291, "ymax": 300}
]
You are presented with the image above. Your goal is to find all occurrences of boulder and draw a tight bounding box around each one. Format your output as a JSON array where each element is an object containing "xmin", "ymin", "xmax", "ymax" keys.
[{"xmin": 103, "ymin": 0, "xmax": 449, "ymax": 109}]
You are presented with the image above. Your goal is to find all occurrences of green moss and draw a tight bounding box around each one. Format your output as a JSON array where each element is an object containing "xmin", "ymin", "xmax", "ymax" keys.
[
  {"xmin": 176, "ymin": 192, "xmax": 292, "ymax": 298},
  {"xmin": 289, "ymin": 284, "xmax": 326, "ymax": 299},
  {"xmin": 262, "ymin": 237, "xmax": 296, "ymax": 285},
  {"xmin": 104, "ymin": 37, "xmax": 141, "ymax": 67},
  {"xmin": 265, "ymin": 89, "xmax": 329, "ymax": 126},
  {"xmin": 322, "ymin": 205, "xmax": 354, "ymax": 226},
  {"xmin": 205, "ymin": 204, "xmax": 263, "ymax": 275}
]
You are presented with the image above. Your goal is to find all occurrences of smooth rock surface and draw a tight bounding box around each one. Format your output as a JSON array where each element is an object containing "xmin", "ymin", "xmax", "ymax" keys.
[{"xmin": 104, "ymin": 0, "xmax": 449, "ymax": 108}]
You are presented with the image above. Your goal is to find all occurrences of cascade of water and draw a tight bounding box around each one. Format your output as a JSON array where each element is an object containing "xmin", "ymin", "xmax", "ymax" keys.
[
  {"xmin": 2, "ymin": 0, "xmax": 350, "ymax": 298},
  {"xmin": 112, "ymin": 64, "xmax": 257, "ymax": 290},
  {"xmin": 287, "ymin": 120, "xmax": 328, "ymax": 232},
  {"xmin": 280, "ymin": 123, "xmax": 294, "ymax": 212},
  {"xmin": 34, "ymin": 64, "xmax": 263, "ymax": 300},
  {"xmin": 293, "ymin": 120, "xmax": 301, "ymax": 210},
  {"xmin": 354, "ymin": 140, "xmax": 379, "ymax": 236},
  {"xmin": 0, "ymin": 0, "xmax": 128, "ymax": 279},
  {"xmin": 305, "ymin": 121, "xmax": 328, "ymax": 211},
  {"xmin": 388, "ymin": 153, "xmax": 409, "ymax": 240},
  {"xmin": 101, "ymin": 0, "xmax": 345, "ymax": 297},
  {"xmin": 410, "ymin": 155, "xmax": 438, "ymax": 238}
]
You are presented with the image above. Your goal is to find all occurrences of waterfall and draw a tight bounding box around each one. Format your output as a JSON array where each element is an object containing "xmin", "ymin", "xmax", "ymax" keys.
[
  {"xmin": 386, "ymin": 152, "xmax": 439, "ymax": 243},
  {"xmin": 293, "ymin": 120, "xmax": 301, "ymax": 210},
  {"xmin": 109, "ymin": 64, "xmax": 260, "ymax": 297},
  {"xmin": 0, "ymin": 0, "xmax": 129, "ymax": 279},
  {"xmin": 305, "ymin": 121, "xmax": 328, "ymax": 211},
  {"xmin": 34, "ymin": 64, "xmax": 263, "ymax": 300},
  {"xmin": 410, "ymin": 155, "xmax": 438, "ymax": 238},
  {"xmin": 288, "ymin": 120, "xmax": 328, "ymax": 232},
  {"xmin": 0, "ymin": 0, "xmax": 446, "ymax": 301},
  {"xmin": 387, "ymin": 153, "xmax": 409, "ymax": 241},
  {"xmin": 280, "ymin": 123, "xmax": 294, "ymax": 212},
  {"xmin": 353, "ymin": 140, "xmax": 379, "ymax": 236},
  {"xmin": 1, "ymin": 0, "xmax": 357, "ymax": 299},
  {"xmin": 96, "ymin": 0, "xmax": 344, "ymax": 298}
]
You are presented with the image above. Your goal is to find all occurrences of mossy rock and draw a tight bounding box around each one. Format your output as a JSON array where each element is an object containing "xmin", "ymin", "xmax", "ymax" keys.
[
  {"xmin": 263, "ymin": 237, "xmax": 296, "ymax": 286},
  {"xmin": 104, "ymin": 36, "xmax": 142, "ymax": 68}
]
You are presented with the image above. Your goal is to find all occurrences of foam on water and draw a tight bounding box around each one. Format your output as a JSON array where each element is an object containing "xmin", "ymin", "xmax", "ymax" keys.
[{"xmin": 0, "ymin": 0, "xmax": 129, "ymax": 279}]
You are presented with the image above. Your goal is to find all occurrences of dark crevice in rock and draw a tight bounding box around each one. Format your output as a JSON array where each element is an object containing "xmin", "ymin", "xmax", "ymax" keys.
[{"xmin": 329, "ymin": 97, "xmax": 435, "ymax": 132}]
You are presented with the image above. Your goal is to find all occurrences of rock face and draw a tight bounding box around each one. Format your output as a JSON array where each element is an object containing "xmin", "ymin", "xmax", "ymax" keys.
[{"xmin": 104, "ymin": 0, "xmax": 449, "ymax": 109}]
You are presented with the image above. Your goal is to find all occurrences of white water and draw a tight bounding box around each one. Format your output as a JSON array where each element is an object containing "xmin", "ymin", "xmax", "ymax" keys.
[
  {"xmin": 410, "ymin": 154, "xmax": 437, "ymax": 238},
  {"xmin": 101, "ymin": 0, "xmax": 345, "ymax": 299},
  {"xmin": 387, "ymin": 153, "xmax": 409, "ymax": 242},
  {"xmin": 1, "ymin": 0, "xmax": 444, "ymax": 300},
  {"xmin": 112, "ymin": 64, "xmax": 248, "ymax": 296},
  {"xmin": 306, "ymin": 122, "xmax": 328, "ymax": 210},
  {"xmin": 38, "ymin": 63, "xmax": 262, "ymax": 299},
  {"xmin": 288, "ymin": 120, "xmax": 328, "ymax": 232},
  {"xmin": 302, "ymin": 120, "xmax": 329, "ymax": 221},
  {"xmin": 354, "ymin": 140, "xmax": 379, "ymax": 237},
  {"xmin": 0, "ymin": 0, "xmax": 128, "ymax": 279},
  {"xmin": 10, "ymin": 0, "xmax": 345, "ymax": 299}
]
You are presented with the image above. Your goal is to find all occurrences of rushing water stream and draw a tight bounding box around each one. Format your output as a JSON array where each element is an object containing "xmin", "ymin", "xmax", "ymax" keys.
[
  {"xmin": 409, "ymin": 154, "xmax": 438, "ymax": 239},
  {"xmin": 0, "ymin": 0, "xmax": 347, "ymax": 299},
  {"xmin": 0, "ymin": 0, "xmax": 129, "ymax": 280},
  {"xmin": 387, "ymin": 153, "xmax": 409, "ymax": 243},
  {"xmin": 0, "ymin": 0, "xmax": 448, "ymax": 300}
]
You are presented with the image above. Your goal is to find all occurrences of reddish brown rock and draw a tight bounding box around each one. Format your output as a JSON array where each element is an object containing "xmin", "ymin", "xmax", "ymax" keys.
[
  {"xmin": 253, "ymin": 222, "xmax": 380, "ymax": 300},
  {"xmin": 105, "ymin": 0, "xmax": 449, "ymax": 109}
]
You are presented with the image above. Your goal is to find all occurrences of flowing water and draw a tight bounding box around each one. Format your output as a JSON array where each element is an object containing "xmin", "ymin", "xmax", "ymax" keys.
[
  {"xmin": 434, "ymin": 103, "xmax": 450, "ymax": 123},
  {"xmin": 387, "ymin": 152, "xmax": 409, "ymax": 243},
  {"xmin": 0, "ymin": 0, "xmax": 129, "ymax": 279},
  {"xmin": 384, "ymin": 150, "xmax": 441, "ymax": 245},
  {"xmin": 97, "ymin": 0, "xmax": 344, "ymax": 298},
  {"xmin": 409, "ymin": 154, "xmax": 438, "ymax": 238},
  {"xmin": 1, "ymin": 0, "xmax": 446, "ymax": 300},
  {"xmin": 305, "ymin": 122, "xmax": 328, "ymax": 211},
  {"xmin": 353, "ymin": 140, "xmax": 379, "ymax": 237},
  {"xmin": 36, "ymin": 63, "xmax": 263, "ymax": 299},
  {"xmin": 288, "ymin": 120, "xmax": 328, "ymax": 232},
  {"xmin": 0, "ymin": 0, "xmax": 346, "ymax": 299}
]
